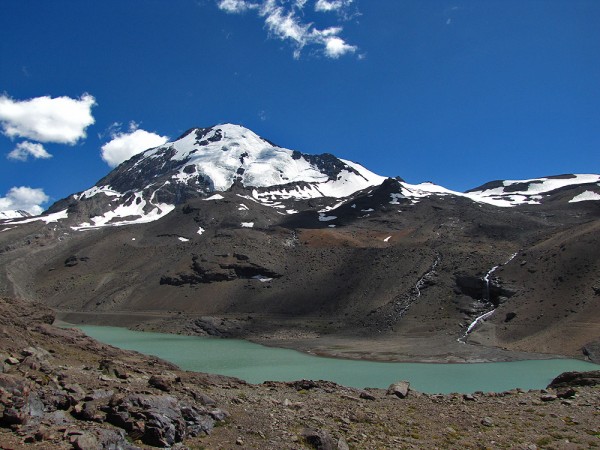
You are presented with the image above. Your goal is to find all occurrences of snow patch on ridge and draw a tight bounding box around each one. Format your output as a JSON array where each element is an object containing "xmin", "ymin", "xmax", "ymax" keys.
[
  {"xmin": 204, "ymin": 194, "xmax": 224, "ymax": 201},
  {"xmin": 467, "ymin": 174, "xmax": 600, "ymax": 207},
  {"xmin": 0, "ymin": 210, "xmax": 32, "ymax": 220},
  {"xmin": 6, "ymin": 209, "xmax": 69, "ymax": 225},
  {"xmin": 569, "ymin": 190, "xmax": 600, "ymax": 203},
  {"xmin": 72, "ymin": 194, "xmax": 174, "ymax": 230},
  {"xmin": 78, "ymin": 185, "xmax": 121, "ymax": 200},
  {"xmin": 318, "ymin": 213, "xmax": 337, "ymax": 222},
  {"xmin": 387, "ymin": 175, "xmax": 600, "ymax": 208}
]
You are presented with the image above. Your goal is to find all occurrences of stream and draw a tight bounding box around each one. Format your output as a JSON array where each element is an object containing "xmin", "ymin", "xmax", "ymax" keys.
[{"xmin": 459, "ymin": 252, "xmax": 518, "ymax": 343}]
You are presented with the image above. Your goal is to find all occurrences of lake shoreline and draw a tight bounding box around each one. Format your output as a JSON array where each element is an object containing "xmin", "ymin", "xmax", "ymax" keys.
[
  {"xmin": 65, "ymin": 323, "xmax": 600, "ymax": 394},
  {"xmin": 55, "ymin": 309, "xmax": 577, "ymax": 365}
]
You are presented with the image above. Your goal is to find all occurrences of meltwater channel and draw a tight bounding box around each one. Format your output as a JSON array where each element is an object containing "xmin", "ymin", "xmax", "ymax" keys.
[{"xmin": 76, "ymin": 325, "xmax": 599, "ymax": 394}]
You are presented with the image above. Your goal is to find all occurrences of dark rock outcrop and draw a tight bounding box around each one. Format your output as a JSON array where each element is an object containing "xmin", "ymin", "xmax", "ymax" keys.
[
  {"xmin": 582, "ymin": 341, "xmax": 600, "ymax": 364},
  {"xmin": 454, "ymin": 273, "xmax": 516, "ymax": 305},
  {"xmin": 160, "ymin": 254, "xmax": 281, "ymax": 286},
  {"xmin": 548, "ymin": 371, "xmax": 600, "ymax": 388},
  {"xmin": 105, "ymin": 394, "xmax": 222, "ymax": 447}
]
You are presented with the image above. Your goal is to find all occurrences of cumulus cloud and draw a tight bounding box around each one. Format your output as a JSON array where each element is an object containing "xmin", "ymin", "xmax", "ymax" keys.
[
  {"xmin": 323, "ymin": 35, "xmax": 356, "ymax": 58},
  {"xmin": 0, "ymin": 186, "xmax": 49, "ymax": 215},
  {"xmin": 0, "ymin": 94, "xmax": 96, "ymax": 144},
  {"xmin": 7, "ymin": 141, "xmax": 52, "ymax": 162},
  {"xmin": 101, "ymin": 123, "xmax": 169, "ymax": 167},
  {"xmin": 216, "ymin": 0, "xmax": 358, "ymax": 59}
]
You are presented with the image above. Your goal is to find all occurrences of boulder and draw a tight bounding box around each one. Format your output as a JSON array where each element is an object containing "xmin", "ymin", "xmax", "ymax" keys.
[
  {"xmin": 190, "ymin": 390, "xmax": 216, "ymax": 406},
  {"xmin": 149, "ymin": 375, "xmax": 174, "ymax": 392},
  {"xmin": 19, "ymin": 347, "xmax": 52, "ymax": 372},
  {"xmin": 337, "ymin": 437, "xmax": 350, "ymax": 450},
  {"xmin": 0, "ymin": 374, "xmax": 43, "ymax": 425},
  {"xmin": 99, "ymin": 359, "xmax": 129, "ymax": 379},
  {"xmin": 387, "ymin": 381, "xmax": 410, "ymax": 399},
  {"xmin": 358, "ymin": 390, "xmax": 376, "ymax": 401},
  {"xmin": 556, "ymin": 388, "xmax": 576, "ymax": 399},
  {"xmin": 290, "ymin": 379, "xmax": 319, "ymax": 391},
  {"xmin": 74, "ymin": 398, "xmax": 108, "ymax": 422},
  {"xmin": 301, "ymin": 428, "xmax": 337, "ymax": 450},
  {"xmin": 70, "ymin": 428, "xmax": 137, "ymax": 450},
  {"xmin": 481, "ymin": 417, "xmax": 494, "ymax": 427},
  {"xmin": 70, "ymin": 432, "xmax": 98, "ymax": 450}
]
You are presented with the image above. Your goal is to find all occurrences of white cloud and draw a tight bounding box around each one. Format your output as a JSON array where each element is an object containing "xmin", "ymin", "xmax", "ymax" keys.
[
  {"xmin": 101, "ymin": 125, "xmax": 169, "ymax": 167},
  {"xmin": 0, "ymin": 94, "xmax": 96, "ymax": 144},
  {"xmin": 216, "ymin": 0, "xmax": 359, "ymax": 59},
  {"xmin": 263, "ymin": 5, "xmax": 310, "ymax": 52},
  {"xmin": 315, "ymin": 0, "xmax": 353, "ymax": 12},
  {"xmin": 7, "ymin": 141, "xmax": 53, "ymax": 161},
  {"xmin": 323, "ymin": 36, "xmax": 356, "ymax": 58},
  {"xmin": 6, "ymin": 141, "xmax": 52, "ymax": 161},
  {"xmin": 217, "ymin": 0, "xmax": 258, "ymax": 13},
  {"xmin": 0, "ymin": 186, "xmax": 49, "ymax": 215},
  {"xmin": 294, "ymin": 0, "xmax": 308, "ymax": 9}
]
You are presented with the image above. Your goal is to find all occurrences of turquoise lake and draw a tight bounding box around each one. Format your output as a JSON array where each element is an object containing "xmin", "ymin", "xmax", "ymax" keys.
[{"xmin": 76, "ymin": 325, "xmax": 599, "ymax": 394}]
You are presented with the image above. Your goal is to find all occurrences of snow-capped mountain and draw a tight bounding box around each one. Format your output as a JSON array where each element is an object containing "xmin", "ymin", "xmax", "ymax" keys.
[
  {"xmin": 45, "ymin": 124, "xmax": 385, "ymax": 229},
  {"xmin": 5, "ymin": 123, "xmax": 600, "ymax": 231}
]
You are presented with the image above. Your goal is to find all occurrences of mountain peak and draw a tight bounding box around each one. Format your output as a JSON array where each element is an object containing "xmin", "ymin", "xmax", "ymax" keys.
[
  {"xmin": 127, "ymin": 123, "xmax": 383, "ymax": 193},
  {"xmin": 43, "ymin": 124, "xmax": 385, "ymax": 229},
  {"xmin": 175, "ymin": 123, "xmax": 266, "ymax": 144}
]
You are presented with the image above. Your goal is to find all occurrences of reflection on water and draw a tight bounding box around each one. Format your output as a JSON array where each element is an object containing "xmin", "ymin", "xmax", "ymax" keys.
[{"xmin": 76, "ymin": 325, "xmax": 599, "ymax": 394}]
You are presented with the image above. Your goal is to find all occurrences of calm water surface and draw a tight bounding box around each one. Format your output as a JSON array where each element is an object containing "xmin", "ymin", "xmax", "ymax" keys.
[{"xmin": 76, "ymin": 325, "xmax": 599, "ymax": 394}]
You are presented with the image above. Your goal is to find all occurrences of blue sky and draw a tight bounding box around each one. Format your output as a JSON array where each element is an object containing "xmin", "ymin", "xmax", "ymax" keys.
[{"xmin": 1, "ymin": 0, "xmax": 599, "ymax": 213}]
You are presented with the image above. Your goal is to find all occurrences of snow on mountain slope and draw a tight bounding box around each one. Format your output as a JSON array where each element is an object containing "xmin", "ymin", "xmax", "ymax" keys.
[
  {"xmin": 0, "ymin": 210, "xmax": 31, "ymax": 220},
  {"xmin": 21, "ymin": 123, "xmax": 600, "ymax": 231},
  {"xmin": 50, "ymin": 124, "xmax": 386, "ymax": 229},
  {"xmin": 569, "ymin": 190, "xmax": 600, "ymax": 203},
  {"xmin": 465, "ymin": 174, "xmax": 600, "ymax": 207},
  {"xmin": 1, "ymin": 209, "xmax": 68, "ymax": 225},
  {"xmin": 377, "ymin": 174, "xmax": 600, "ymax": 209},
  {"xmin": 112, "ymin": 124, "xmax": 385, "ymax": 195}
]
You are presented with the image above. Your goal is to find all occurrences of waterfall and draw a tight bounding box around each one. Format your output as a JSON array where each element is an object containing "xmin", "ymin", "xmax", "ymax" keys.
[
  {"xmin": 464, "ymin": 309, "xmax": 496, "ymax": 335},
  {"xmin": 458, "ymin": 252, "xmax": 519, "ymax": 344},
  {"xmin": 483, "ymin": 264, "xmax": 499, "ymax": 301},
  {"xmin": 413, "ymin": 256, "xmax": 440, "ymax": 298}
]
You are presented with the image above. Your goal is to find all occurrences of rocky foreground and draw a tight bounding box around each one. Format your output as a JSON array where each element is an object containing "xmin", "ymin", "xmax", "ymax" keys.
[{"xmin": 1, "ymin": 296, "xmax": 599, "ymax": 450}]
